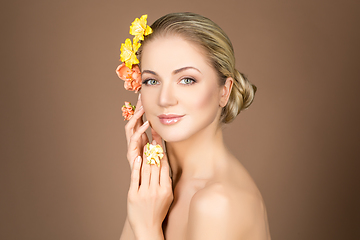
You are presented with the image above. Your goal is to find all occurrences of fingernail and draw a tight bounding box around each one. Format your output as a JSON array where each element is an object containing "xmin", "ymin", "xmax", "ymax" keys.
[
  {"xmin": 137, "ymin": 156, "xmax": 141, "ymax": 162},
  {"xmin": 143, "ymin": 121, "xmax": 149, "ymax": 126},
  {"xmin": 138, "ymin": 93, "xmax": 141, "ymax": 100},
  {"xmin": 152, "ymin": 140, "xmax": 156, "ymax": 145}
]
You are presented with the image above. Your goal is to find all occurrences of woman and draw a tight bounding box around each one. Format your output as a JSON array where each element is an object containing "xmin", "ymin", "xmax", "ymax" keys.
[{"xmin": 118, "ymin": 12, "xmax": 271, "ymax": 240}]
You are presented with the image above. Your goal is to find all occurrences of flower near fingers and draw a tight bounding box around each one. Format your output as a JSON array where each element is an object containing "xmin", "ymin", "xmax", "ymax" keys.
[
  {"xmin": 122, "ymin": 101, "xmax": 136, "ymax": 120},
  {"xmin": 116, "ymin": 63, "xmax": 142, "ymax": 92},
  {"xmin": 144, "ymin": 143, "xmax": 164, "ymax": 167}
]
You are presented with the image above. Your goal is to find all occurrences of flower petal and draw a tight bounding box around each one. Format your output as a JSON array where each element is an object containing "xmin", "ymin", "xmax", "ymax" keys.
[
  {"xmin": 121, "ymin": 101, "xmax": 135, "ymax": 120},
  {"xmin": 120, "ymin": 38, "xmax": 133, "ymax": 62},
  {"xmin": 116, "ymin": 63, "xmax": 132, "ymax": 80},
  {"xmin": 144, "ymin": 143, "xmax": 164, "ymax": 167},
  {"xmin": 129, "ymin": 15, "xmax": 147, "ymax": 37},
  {"xmin": 145, "ymin": 25, "xmax": 153, "ymax": 36}
]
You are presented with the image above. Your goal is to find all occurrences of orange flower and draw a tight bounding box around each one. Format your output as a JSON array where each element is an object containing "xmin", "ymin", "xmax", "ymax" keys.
[
  {"xmin": 116, "ymin": 63, "xmax": 142, "ymax": 93},
  {"xmin": 122, "ymin": 102, "xmax": 135, "ymax": 120}
]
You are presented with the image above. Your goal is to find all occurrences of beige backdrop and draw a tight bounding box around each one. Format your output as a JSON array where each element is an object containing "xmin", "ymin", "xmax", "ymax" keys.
[{"xmin": 1, "ymin": 0, "xmax": 359, "ymax": 239}]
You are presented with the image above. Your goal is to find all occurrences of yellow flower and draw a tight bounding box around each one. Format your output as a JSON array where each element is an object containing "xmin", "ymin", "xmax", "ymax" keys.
[
  {"xmin": 118, "ymin": 15, "xmax": 153, "ymax": 72},
  {"xmin": 130, "ymin": 14, "xmax": 153, "ymax": 43},
  {"xmin": 120, "ymin": 38, "xmax": 139, "ymax": 69},
  {"xmin": 144, "ymin": 143, "xmax": 164, "ymax": 167},
  {"xmin": 133, "ymin": 39, "xmax": 141, "ymax": 52}
]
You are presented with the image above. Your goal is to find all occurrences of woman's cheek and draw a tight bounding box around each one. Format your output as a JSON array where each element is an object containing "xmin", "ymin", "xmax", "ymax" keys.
[{"xmin": 190, "ymin": 87, "xmax": 219, "ymax": 113}]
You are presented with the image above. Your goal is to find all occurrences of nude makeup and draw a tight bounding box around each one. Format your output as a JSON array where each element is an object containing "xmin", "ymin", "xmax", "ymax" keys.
[{"xmin": 157, "ymin": 114, "xmax": 185, "ymax": 125}]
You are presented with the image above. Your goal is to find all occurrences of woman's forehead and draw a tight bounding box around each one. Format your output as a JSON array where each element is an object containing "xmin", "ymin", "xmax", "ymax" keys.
[{"xmin": 140, "ymin": 35, "xmax": 209, "ymax": 72}]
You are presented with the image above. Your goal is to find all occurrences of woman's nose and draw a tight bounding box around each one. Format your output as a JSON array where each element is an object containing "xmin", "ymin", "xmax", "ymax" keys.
[{"xmin": 158, "ymin": 84, "xmax": 177, "ymax": 107}]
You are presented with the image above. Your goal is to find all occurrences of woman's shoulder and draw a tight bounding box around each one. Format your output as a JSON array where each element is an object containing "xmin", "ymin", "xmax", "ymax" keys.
[
  {"xmin": 194, "ymin": 154, "xmax": 263, "ymax": 205},
  {"xmin": 189, "ymin": 178, "xmax": 264, "ymax": 222},
  {"xmin": 186, "ymin": 158, "xmax": 269, "ymax": 239}
]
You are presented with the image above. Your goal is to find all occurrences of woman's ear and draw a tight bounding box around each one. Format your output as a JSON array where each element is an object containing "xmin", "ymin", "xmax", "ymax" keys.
[{"xmin": 219, "ymin": 77, "xmax": 233, "ymax": 107}]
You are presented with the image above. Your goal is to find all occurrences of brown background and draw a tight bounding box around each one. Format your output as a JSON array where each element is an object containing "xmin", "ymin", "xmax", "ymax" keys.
[{"xmin": 1, "ymin": 0, "xmax": 359, "ymax": 239}]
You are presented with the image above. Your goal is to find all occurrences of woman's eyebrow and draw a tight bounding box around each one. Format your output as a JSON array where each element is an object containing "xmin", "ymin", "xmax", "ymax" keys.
[
  {"xmin": 141, "ymin": 70, "xmax": 158, "ymax": 76},
  {"xmin": 141, "ymin": 67, "xmax": 201, "ymax": 76},
  {"xmin": 173, "ymin": 66, "xmax": 201, "ymax": 74}
]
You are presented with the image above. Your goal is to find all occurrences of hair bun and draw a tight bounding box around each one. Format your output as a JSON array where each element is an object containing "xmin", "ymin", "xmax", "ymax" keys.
[
  {"xmin": 221, "ymin": 70, "xmax": 256, "ymax": 123},
  {"xmin": 237, "ymin": 71, "xmax": 256, "ymax": 111}
]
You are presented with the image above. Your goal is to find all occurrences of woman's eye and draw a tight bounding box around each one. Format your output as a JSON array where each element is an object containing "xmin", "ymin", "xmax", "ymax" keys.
[
  {"xmin": 179, "ymin": 78, "xmax": 195, "ymax": 85},
  {"xmin": 143, "ymin": 79, "xmax": 159, "ymax": 85}
]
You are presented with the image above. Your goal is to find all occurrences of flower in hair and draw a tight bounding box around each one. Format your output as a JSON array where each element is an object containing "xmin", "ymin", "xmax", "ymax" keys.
[
  {"xmin": 120, "ymin": 38, "xmax": 140, "ymax": 69},
  {"xmin": 116, "ymin": 14, "xmax": 153, "ymax": 93},
  {"xmin": 144, "ymin": 143, "xmax": 164, "ymax": 167},
  {"xmin": 121, "ymin": 101, "xmax": 136, "ymax": 120},
  {"xmin": 116, "ymin": 63, "xmax": 142, "ymax": 92},
  {"xmin": 130, "ymin": 14, "xmax": 153, "ymax": 43}
]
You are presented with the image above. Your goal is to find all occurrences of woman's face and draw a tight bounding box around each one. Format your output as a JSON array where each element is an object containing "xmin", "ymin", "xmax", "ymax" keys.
[{"xmin": 140, "ymin": 35, "xmax": 227, "ymax": 142}]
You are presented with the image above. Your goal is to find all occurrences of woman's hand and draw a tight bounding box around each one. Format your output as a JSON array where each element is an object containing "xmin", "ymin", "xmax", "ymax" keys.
[
  {"xmin": 127, "ymin": 140, "xmax": 173, "ymax": 240},
  {"xmin": 124, "ymin": 94, "xmax": 173, "ymax": 239},
  {"xmin": 125, "ymin": 94, "xmax": 149, "ymax": 170}
]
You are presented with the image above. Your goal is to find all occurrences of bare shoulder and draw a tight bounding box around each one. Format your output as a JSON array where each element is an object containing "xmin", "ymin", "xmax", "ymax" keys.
[{"xmin": 186, "ymin": 163, "xmax": 271, "ymax": 239}]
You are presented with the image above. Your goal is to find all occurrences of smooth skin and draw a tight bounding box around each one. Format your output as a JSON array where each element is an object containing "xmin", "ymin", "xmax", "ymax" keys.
[
  {"xmin": 121, "ymin": 95, "xmax": 172, "ymax": 240},
  {"xmin": 120, "ymin": 35, "xmax": 271, "ymax": 240}
]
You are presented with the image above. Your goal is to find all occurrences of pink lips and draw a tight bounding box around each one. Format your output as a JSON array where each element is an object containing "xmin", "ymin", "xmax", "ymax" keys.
[{"xmin": 158, "ymin": 114, "xmax": 185, "ymax": 125}]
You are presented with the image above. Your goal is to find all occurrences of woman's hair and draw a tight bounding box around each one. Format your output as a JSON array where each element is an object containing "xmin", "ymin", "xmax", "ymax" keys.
[{"xmin": 139, "ymin": 12, "xmax": 257, "ymax": 123}]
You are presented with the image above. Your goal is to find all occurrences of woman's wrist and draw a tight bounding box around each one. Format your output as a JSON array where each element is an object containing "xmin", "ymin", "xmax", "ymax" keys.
[{"xmin": 135, "ymin": 226, "xmax": 164, "ymax": 240}]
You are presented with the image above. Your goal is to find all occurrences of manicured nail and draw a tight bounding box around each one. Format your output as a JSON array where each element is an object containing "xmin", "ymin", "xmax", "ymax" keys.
[
  {"xmin": 137, "ymin": 156, "xmax": 141, "ymax": 162},
  {"xmin": 138, "ymin": 93, "xmax": 141, "ymax": 100},
  {"xmin": 143, "ymin": 121, "xmax": 149, "ymax": 126}
]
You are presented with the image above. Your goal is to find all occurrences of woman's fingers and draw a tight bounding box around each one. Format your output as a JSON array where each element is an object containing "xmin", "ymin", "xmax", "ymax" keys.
[
  {"xmin": 150, "ymin": 140, "xmax": 160, "ymax": 187},
  {"xmin": 141, "ymin": 131, "xmax": 149, "ymax": 146},
  {"xmin": 129, "ymin": 156, "xmax": 142, "ymax": 194},
  {"xmin": 132, "ymin": 94, "xmax": 144, "ymax": 130},
  {"xmin": 125, "ymin": 107, "xmax": 145, "ymax": 145},
  {"xmin": 160, "ymin": 153, "xmax": 172, "ymax": 187},
  {"xmin": 127, "ymin": 121, "xmax": 149, "ymax": 169},
  {"xmin": 133, "ymin": 93, "xmax": 142, "ymax": 114},
  {"xmin": 150, "ymin": 129, "xmax": 171, "ymax": 187},
  {"xmin": 141, "ymin": 144, "xmax": 151, "ymax": 187}
]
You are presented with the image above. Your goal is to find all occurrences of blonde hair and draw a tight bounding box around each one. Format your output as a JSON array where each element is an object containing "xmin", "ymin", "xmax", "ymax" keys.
[{"xmin": 139, "ymin": 12, "xmax": 256, "ymax": 123}]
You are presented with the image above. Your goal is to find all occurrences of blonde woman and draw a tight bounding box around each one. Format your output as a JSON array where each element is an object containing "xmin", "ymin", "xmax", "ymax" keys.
[{"xmin": 118, "ymin": 12, "xmax": 271, "ymax": 240}]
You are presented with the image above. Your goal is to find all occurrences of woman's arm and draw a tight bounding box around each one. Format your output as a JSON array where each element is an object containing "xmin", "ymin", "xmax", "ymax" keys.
[{"xmin": 119, "ymin": 216, "xmax": 136, "ymax": 240}]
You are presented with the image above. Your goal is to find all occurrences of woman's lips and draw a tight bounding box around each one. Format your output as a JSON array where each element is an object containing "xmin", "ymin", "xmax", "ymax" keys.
[{"xmin": 158, "ymin": 114, "xmax": 185, "ymax": 125}]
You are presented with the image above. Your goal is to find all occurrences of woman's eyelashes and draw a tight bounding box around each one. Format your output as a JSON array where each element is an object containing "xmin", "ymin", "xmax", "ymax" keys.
[
  {"xmin": 179, "ymin": 77, "xmax": 196, "ymax": 85},
  {"xmin": 142, "ymin": 77, "xmax": 197, "ymax": 86},
  {"xmin": 142, "ymin": 79, "xmax": 159, "ymax": 86}
]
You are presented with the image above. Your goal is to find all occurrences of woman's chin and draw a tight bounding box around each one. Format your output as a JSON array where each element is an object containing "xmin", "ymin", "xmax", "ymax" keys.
[
  {"xmin": 158, "ymin": 131, "xmax": 188, "ymax": 143},
  {"xmin": 162, "ymin": 136, "xmax": 186, "ymax": 143},
  {"xmin": 151, "ymin": 125, "xmax": 190, "ymax": 143}
]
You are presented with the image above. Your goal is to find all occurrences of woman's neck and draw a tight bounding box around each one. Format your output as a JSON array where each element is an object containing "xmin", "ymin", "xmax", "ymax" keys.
[{"xmin": 165, "ymin": 122, "xmax": 230, "ymax": 185}]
